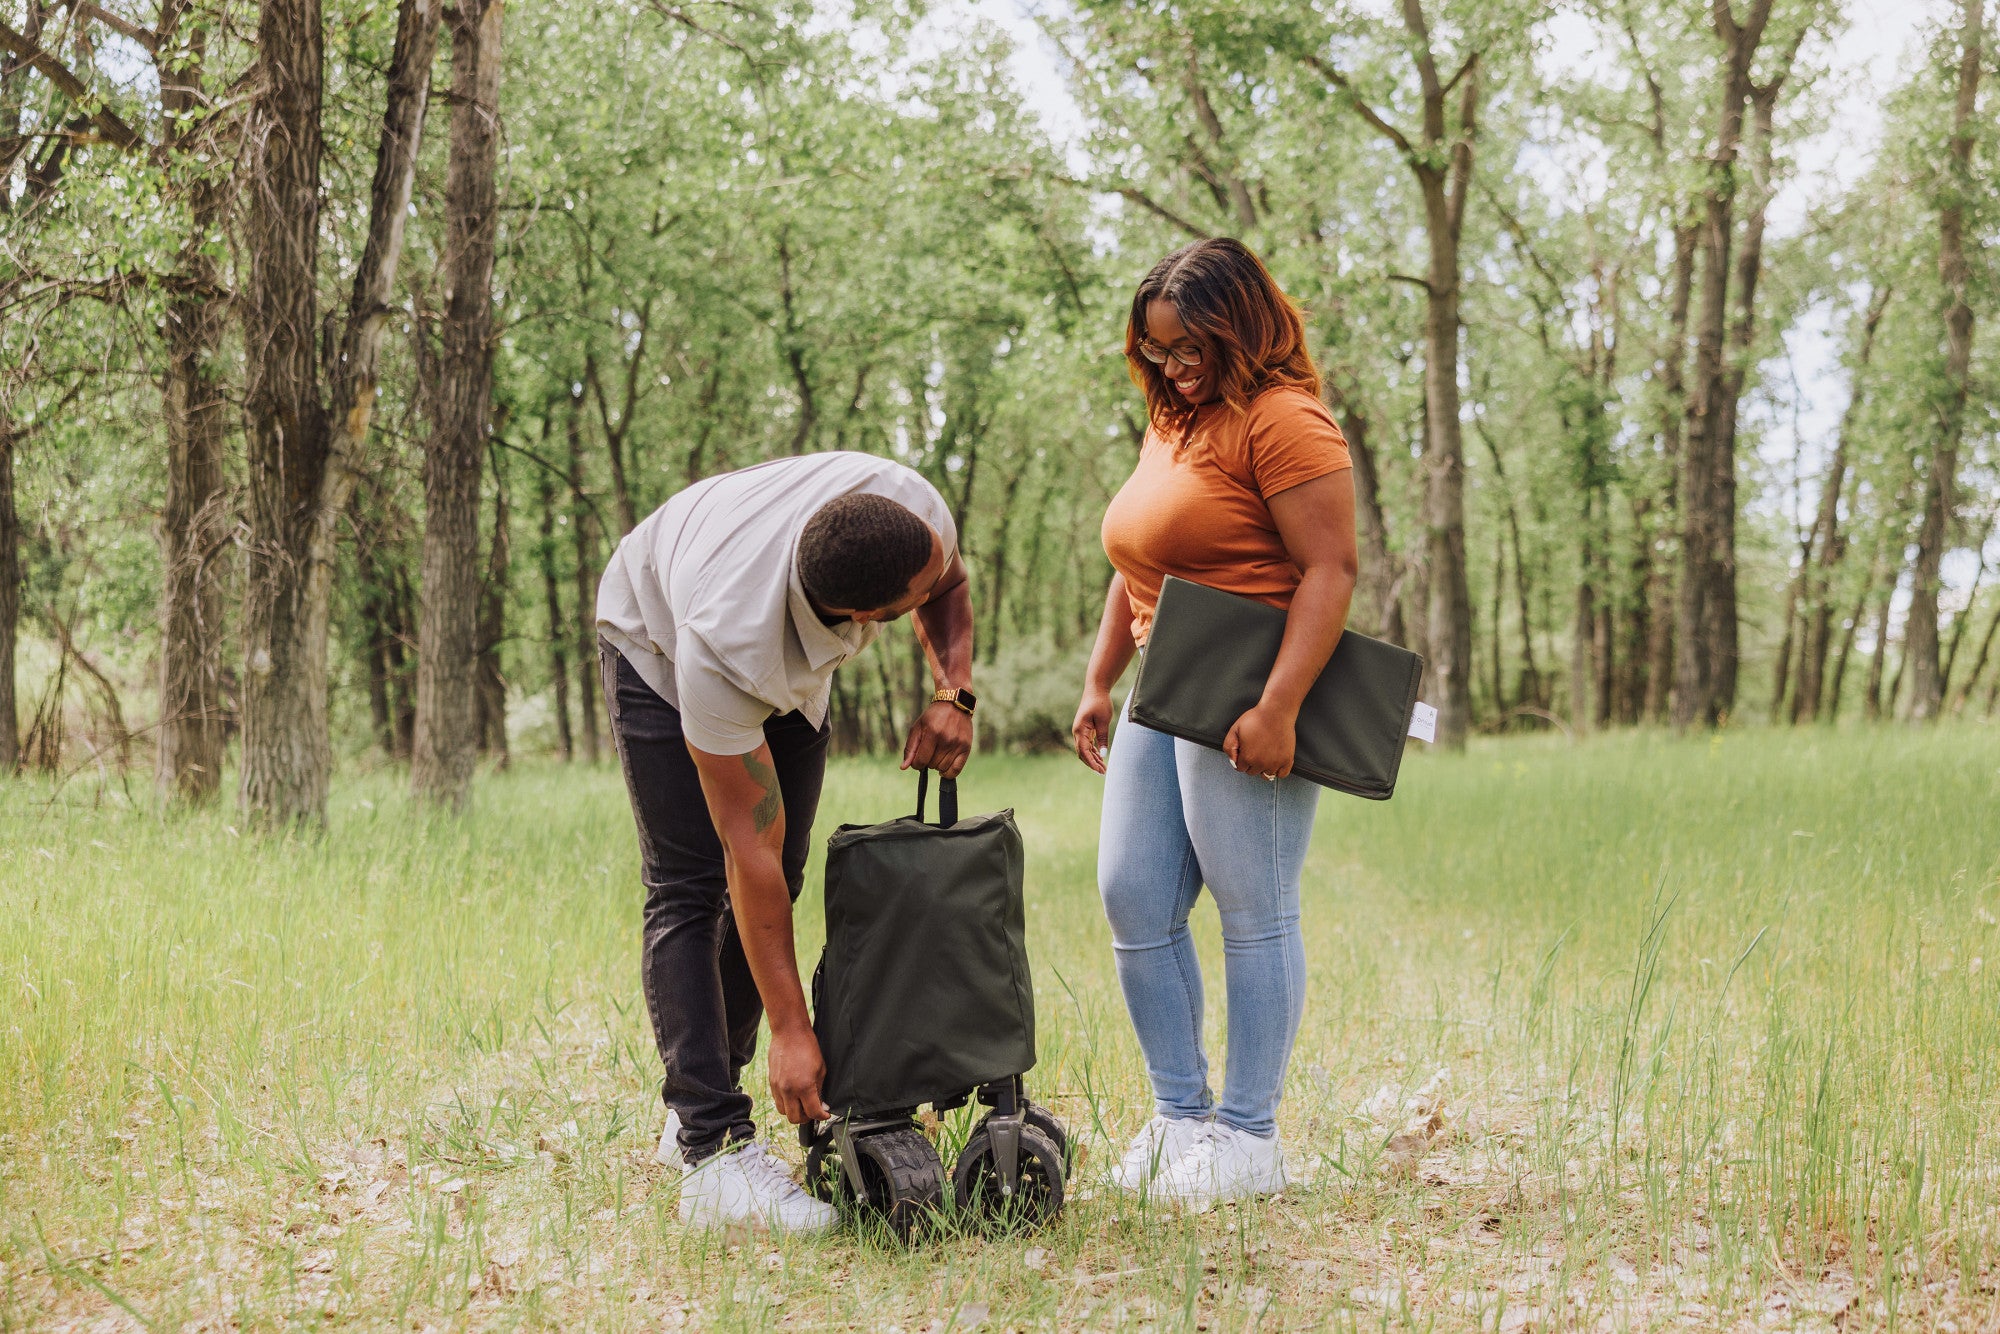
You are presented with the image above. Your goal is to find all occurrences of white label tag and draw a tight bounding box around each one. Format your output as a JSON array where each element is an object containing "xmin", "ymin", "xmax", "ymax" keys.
[{"xmin": 1408, "ymin": 701, "xmax": 1438, "ymax": 743}]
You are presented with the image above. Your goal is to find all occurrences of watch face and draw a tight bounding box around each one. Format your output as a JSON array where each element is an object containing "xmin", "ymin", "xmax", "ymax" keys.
[{"xmin": 956, "ymin": 688, "xmax": 978, "ymax": 712}]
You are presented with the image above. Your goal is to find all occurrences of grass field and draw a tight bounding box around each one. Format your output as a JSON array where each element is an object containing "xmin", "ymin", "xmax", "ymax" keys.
[{"xmin": 5, "ymin": 725, "xmax": 2000, "ymax": 1331}]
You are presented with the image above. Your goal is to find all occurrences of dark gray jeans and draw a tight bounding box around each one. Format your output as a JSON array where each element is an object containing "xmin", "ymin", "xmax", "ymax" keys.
[{"xmin": 600, "ymin": 640, "xmax": 829, "ymax": 1165}]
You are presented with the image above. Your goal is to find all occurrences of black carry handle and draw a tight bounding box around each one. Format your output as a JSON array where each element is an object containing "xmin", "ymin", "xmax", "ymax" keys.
[{"xmin": 914, "ymin": 769, "xmax": 959, "ymax": 827}]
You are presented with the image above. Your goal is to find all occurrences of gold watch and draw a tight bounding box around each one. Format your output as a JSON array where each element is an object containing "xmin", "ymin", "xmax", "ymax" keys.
[{"xmin": 932, "ymin": 686, "xmax": 978, "ymax": 716}]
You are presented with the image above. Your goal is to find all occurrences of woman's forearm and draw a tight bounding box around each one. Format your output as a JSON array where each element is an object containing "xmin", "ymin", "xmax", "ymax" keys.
[
  {"xmin": 1085, "ymin": 574, "xmax": 1139, "ymax": 693},
  {"xmin": 1259, "ymin": 562, "xmax": 1354, "ymax": 717}
]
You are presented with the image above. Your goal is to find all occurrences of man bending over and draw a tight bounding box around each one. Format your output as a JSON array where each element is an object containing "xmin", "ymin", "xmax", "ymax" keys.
[{"xmin": 596, "ymin": 451, "xmax": 976, "ymax": 1233}]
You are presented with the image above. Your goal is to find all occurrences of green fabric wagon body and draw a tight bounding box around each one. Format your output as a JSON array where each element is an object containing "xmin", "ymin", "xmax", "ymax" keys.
[{"xmin": 812, "ymin": 778, "xmax": 1036, "ymax": 1116}]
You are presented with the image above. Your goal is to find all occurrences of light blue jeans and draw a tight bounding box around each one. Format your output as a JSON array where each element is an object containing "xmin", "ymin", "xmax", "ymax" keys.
[{"xmin": 1097, "ymin": 702, "xmax": 1319, "ymax": 1139}]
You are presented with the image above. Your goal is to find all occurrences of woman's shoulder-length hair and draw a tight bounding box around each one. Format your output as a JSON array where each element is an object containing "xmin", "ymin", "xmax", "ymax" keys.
[{"xmin": 1124, "ymin": 238, "xmax": 1320, "ymax": 441}]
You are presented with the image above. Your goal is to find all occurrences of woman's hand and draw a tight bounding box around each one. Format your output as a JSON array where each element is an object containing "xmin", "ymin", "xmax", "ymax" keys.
[
  {"xmin": 1224, "ymin": 701, "xmax": 1297, "ymax": 780},
  {"xmin": 1072, "ymin": 687, "xmax": 1113, "ymax": 774},
  {"xmin": 1074, "ymin": 575, "xmax": 1136, "ymax": 777}
]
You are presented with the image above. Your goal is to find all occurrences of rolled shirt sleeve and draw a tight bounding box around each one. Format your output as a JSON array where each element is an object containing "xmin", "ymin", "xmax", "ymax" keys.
[
  {"xmin": 673, "ymin": 632, "xmax": 776, "ymax": 756},
  {"xmin": 1246, "ymin": 390, "xmax": 1352, "ymax": 498}
]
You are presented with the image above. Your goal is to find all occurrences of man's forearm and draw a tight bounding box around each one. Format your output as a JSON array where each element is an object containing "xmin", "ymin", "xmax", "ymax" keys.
[
  {"xmin": 913, "ymin": 579, "xmax": 974, "ymax": 688},
  {"xmin": 721, "ymin": 845, "xmax": 812, "ymax": 1035}
]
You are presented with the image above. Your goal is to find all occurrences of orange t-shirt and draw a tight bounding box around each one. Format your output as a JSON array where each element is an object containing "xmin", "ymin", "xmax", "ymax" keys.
[{"xmin": 1101, "ymin": 384, "xmax": 1352, "ymax": 645}]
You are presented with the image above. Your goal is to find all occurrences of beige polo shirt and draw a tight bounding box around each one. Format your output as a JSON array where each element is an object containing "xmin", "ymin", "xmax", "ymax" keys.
[{"xmin": 595, "ymin": 452, "xmax": 958, "ymax": 755}]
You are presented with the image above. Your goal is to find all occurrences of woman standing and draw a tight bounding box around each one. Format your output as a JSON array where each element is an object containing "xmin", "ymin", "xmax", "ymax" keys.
[{"xmin": 1073, "ymin": 239, "xmax": 1358, "ymax": 1207}]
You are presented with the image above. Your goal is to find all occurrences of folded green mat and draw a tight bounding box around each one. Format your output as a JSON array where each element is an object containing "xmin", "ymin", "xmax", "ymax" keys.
[{"xmin": 1128, "ymin": 575, "xmax": 1426, "ymax": 800}]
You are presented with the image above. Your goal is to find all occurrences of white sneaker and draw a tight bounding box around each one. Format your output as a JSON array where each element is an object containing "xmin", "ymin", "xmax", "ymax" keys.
[
  {"xmin": 655, "ymin": 1109, "xmax": 685, "ymax": 1171},
  {"xmin": 1111, "ymin": 1114, "xmax": 1212, "ymax": 1191},
  {"xmin": 1149, "ymin": 1123, "xmax": 1287, "ymax": 1209},
  {"xmin": 677, "ymin": 1140, "xmax": 837, "ymax": 1234}
]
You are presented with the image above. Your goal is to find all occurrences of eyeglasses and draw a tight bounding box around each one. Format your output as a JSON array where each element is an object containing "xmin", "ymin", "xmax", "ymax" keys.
[{"xmin": 1137, "ymin": 339, "xmax": 1205, "ymax": 369}]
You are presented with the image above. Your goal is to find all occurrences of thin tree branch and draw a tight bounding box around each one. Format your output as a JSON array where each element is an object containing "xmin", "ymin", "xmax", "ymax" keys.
[
  {"xmin": 1440, "ymin": 51, "xmax": 1476, "ymax": 98},
  {"xmin": 0, "ymin": 20, "xmax": 144, "ymax": 149},
  {"xmin": 1116, "ymin": 186, "xmax": 1211, "ymax": 241},
  {"xmin": 74, "ymin": 3, "xmax": 158, "ymax": 50},
  {"xmin": 1299, "ymin": 51, "xmax": 1418, "ymax": 163},
  {"xmin": 1445, "ymin": 53, "xmax": 1479, "ymax": 239}
]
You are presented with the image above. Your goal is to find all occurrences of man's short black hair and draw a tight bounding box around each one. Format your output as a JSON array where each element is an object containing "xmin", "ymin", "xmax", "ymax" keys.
[{"xmin": 798, "ymin": 494, "xmax": 934, "ymax": 612}]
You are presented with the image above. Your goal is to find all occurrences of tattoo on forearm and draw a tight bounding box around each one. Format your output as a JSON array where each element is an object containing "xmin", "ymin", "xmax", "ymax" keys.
[{"xmin": 743, "ymin": 754, "xmax": 782, "ymax": 834}]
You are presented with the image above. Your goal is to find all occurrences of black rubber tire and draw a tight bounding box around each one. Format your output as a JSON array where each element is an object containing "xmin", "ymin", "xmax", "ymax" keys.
[
  {"xmin": 970, "ymin": 1103, "xmax": 1071, "ymax": 1171},
  {"xmin": 854, "ymin": 1128, "xmax": 945, "ymax": 1239},
  {"xmin": 950, "ymin": 1122, "xmax": 1065, "ymax": 1229},
  {"xmin": 810, "ymin": 1128, "xmax": 943, "ymax": 1237},
  {"xmin": 1021, "ymin": 1101, "xmax": 1070, "ymax": 1163},
  {"xmin": 803, "ymin": 1136, "xmax": 842, "ymax": 1204}
]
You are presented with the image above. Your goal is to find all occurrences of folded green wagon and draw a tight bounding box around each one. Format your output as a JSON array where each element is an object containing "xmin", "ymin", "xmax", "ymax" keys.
[{"xmin": 800, "ymin": 771, "xmax": 1069, "ymax": 1237}]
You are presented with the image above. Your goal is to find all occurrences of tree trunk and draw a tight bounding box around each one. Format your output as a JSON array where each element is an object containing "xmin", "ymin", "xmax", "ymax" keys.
[
  {"xmin": 1770, "ymin": 521, "xmax": 1812, "ymax": 720},
  {"xmin": 1416, "ymin": 55, "xmax": 1478, "ymax": 749},
  {"xmin": 476, "ymin": 449, "xmax": 510, "ymax": 765},
  {"xmin": 1704, "ymin": 82, "xmax": 1781, "ymax": 719},
  {"xmin": 1489, "ymin": 530, "xmax": 1505, "ymax": 712},
  {"xmin": 391, "ymin": 570, "xmax": 418, "ymax": 757},
  {"xmin": 982, "ymin": 464, "xmax": 1027, "ymax": 663},
  {"xmin": 412, "ymin": 0, "xmax": 504, "ymax": 810},
  {"xmin": 1864, "ymin": 574, "xmax": 1895, "ymax": 722},
  {"xmin": 1672, "ymin": 0, "xmax": 1776, "ymax": 729},
  {"xmin": 1956, "ymin": 600, "xmax": 2000, "ymax": 716},
  {"xmin": 1795, "ymin": 286, "xmax": 1890, "ymax": 722},
  {"xmin": 1572, "ymin": 492, "xmax": 1596, "ymax": 732},
  {"xmin": 157, "ymin": 265, "xmax": 232, "ymax": 802},
  {"xmin": 366, "ymin": 629, "xmax": 394, "ymax": 756},
  {"xmin": 239, "ymin": 0, "xmax": 333, "ymax": 822},
  {"xmin": 583, "ymin": 345, "xmax": 643, "ymax": 535},
  {"xmin": 1941, "ymin": 514, "xmax": 1995, "ymax": 699},
  {"xmin": 1826, "ymin": 570, "xmax": 1870, "ymax": 723},
  {"xmin": 1644, "ymin": 223, "xmax": 1696, "ymax": 723},
  {"xmin": 1887, "ymin": 635, "xmax": 1908, "ymax": 716},
  {"xmin": 535, "ymin": 447, "xmax": 573, "ymax": 760},
  {"xmin": 776, "ymin": 231, "xmax": 817, "ymax": 457},
  {"xmin": 154, "ymin": 18, "xmax": 232, "ymax": 804},
  {"xmin": 1307, "ymin": 7, "xmax": 1475, "ymax": 744},
  {"xmin": 1487, "ymin": 442, "xmax": 1541, "ymax": 710},
  {"xmin": 1327, "ymin": 387, "xmax": 1399, "ymax": 641},
  {"xmin": 1619, "ymin": 495, "xmax": 1653, "ymax": 723},
  {"xmin": 1905, "ymin": 0, "xmax": 1985, "ymax": 721},
  {"xmin": 239, "ymin": 0, "xmax": 442, "ymax": 824},
  {"xmin": 356, "ymin": 519, "xmax": 417, "ymax": 761},
  {"xmin": 0, "ymin": 412, "xmax": 17, "ymax": 772},
  {"xmin": 567, "ymin": 388, "xmax": 601, "ymax": 763}
]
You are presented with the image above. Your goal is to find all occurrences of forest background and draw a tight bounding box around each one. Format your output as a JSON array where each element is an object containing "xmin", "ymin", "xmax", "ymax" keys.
[{"xmin": 0, "ymin": 0, "xmax": 1994, "ymax": 824}]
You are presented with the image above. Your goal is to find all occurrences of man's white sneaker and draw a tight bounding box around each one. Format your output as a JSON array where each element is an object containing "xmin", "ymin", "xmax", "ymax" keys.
[
  {"xmin": 1110, "ymin": 1114, "xmax": 1211, "ymax": 1191},
  {"xmin": 677, "ymin": 1141, "xmax": 837, "ymax": 1233},
  {"xmin": 1149, "ymin": 1123, "xmax": 1286, "ymax": 1209},
  {"xmin": 655, "ymin": 1109, "xmax": 686, "ymax": 1171}
]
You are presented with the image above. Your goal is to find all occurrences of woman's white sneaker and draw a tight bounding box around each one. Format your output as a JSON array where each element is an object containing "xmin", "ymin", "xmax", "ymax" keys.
[
  {"xmin": 1149, "ymin": 1123, "xmax": 1286, "ymax": 1209},
  {"xmin": 1111, "ymin": 1114, "xmax": 1211, "ymax": 1191},
  {"xmin": 677, "ymin": 1141, "xmax": 837, "ymax": 1233}
]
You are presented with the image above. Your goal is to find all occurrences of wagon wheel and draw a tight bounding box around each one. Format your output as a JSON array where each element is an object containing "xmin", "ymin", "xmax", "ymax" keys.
[
  {"xmin": 950, "ymin": 1122, "xmax": 1065, "ymax": 1230},
  {"xmin": 854, "ymin": 1127, "xmax": 945, "ymax": 1239},
  {"xmin": 1020, "ymin": 1101, "xmax": 1071, "ymax": 1167},
  {"xmin": 970, "ymin": 1102, "xmax": 1071, "ymax": 1170},
  {"xmin": 803, "ymin": 1134, "xmax": 844, "ymax": 1204},
  {"xmin": 811, "ymin": 1127, "xmax": 944, "ymax": 1238}
]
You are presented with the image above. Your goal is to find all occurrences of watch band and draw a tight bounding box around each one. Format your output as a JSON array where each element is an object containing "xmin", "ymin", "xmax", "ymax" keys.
[{"xmin": 932, "ymin": 686, "xmax": 977, "ymax": 716}]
